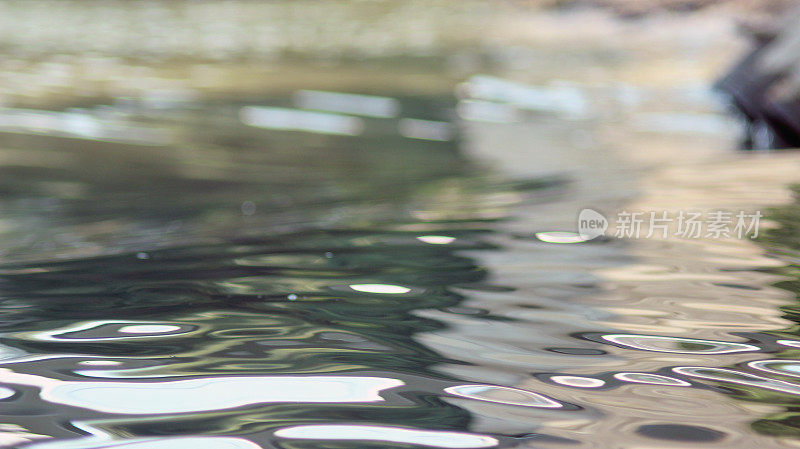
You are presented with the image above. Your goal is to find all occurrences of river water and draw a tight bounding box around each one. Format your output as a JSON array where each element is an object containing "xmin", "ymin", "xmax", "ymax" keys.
[{"xmin": 3, "ymin": 7, "xmax": 800, "ymax": 449}]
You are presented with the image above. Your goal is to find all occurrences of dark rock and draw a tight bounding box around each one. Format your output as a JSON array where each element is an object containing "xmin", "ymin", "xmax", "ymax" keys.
[{"xmin": 716, "ymin": 6, "xmax": 800, "ymax": 150}]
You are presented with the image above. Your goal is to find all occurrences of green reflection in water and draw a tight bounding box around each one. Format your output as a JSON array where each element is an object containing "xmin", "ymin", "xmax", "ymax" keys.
[{"xmin": 722, "ymin": 184, "xmax": 800, "ymax": 437}]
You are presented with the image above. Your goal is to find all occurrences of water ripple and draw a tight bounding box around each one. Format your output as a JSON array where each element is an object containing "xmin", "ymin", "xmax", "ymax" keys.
[
  {"xmin": 601, "ymin": 334, "xmax": 759, "ymax": 354},
  {"xmin": 444, "ymin": 384, "xmax": 563, "ymax": 408},
  {"xmin": 747, "ymin": 360, "xmax": 800, "ymax": 379},
  {"xmin": 613, "ymin": 372, "xmax": 691, "ymax": 386},
  {"xmin": 673, "ymin": 367, "xmax": 800, "ymax": 395},
  {"xmin": 274, "ymin": 424, "xmax": 499, "ymax": 448},
  {"xmin": 19, "ymin": 320, "xmax": 198, "ymax": 342}
]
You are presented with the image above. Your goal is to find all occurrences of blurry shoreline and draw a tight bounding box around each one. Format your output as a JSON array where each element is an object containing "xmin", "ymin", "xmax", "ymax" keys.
[
  {"xmin": 0, "ymin": 0, "xmax": 789, "ymax": 64},
  {"xmin": 0, "ymin": 1, "xmax": 757, "ymax": 109},
  {"xmin": 1, "ymin": 0, "xmax": 797, "ymax": 265}
]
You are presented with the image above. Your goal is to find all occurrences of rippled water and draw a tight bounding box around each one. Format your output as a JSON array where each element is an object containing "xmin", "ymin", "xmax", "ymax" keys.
[{"xmin": 3, "ymin": 61, "xmax": 800, "ymax": 449}]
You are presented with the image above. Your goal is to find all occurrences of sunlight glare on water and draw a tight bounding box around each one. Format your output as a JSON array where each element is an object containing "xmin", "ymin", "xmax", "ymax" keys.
[{"xmin": 348, "ymin": 284, "xmax": 413, "ymax": 294}]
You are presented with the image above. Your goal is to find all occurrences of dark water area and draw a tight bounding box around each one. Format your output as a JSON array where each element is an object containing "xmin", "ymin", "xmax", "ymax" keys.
[{"xmin": 3, "ymin": 73, "xmax": 800, "ymax": 449}]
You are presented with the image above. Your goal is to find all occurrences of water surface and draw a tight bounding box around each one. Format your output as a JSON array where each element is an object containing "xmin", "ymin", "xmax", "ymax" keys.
[{"xmin": 2, "ymin": 49, "xmax": 800, "ymax": 449}]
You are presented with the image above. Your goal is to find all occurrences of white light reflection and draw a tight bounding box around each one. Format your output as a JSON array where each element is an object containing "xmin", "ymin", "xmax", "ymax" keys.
[
  {"xmin": 294, "ymin": 90, "xmax": 400, "ymax": 118},
  {"xmin": 416, "ymin": 235, "xmax": 456, "ymax": 245},
  {"xmin": 240, "ymin": 106, "xmax": 364, "ymax": 136},
  {"xmin": 602, "ymin": 334, "xmax": 759, "ymax": 354},
  {"xmin": 73, "ymin": 366, "xmax": 172, "ymax": 379},
  {"xmin": 77, "ymin": 361, "xmax": 123, "ymax": 367},
  {"xmin": 777, "ymin": 339, "xmax": 800, "ymax": 348},
  {"xmin": 0, "ymin": 369, "xmax": 403, "ymax": 414},
  {"xmin": 26, "ymin": 436, "xmax": 262, "ymax": 449},
  {"xmin": 117, "ymin": 325, "xmax": 181, "ymax": 334},
  {"xmin": 460, "ymin": 75, "xmax": 589, "ymax": 118},
  {"xmin": 534, "ymin": 231, "xmax": 591, "ymax": 244},
  {"xmin": 613, "ymin": 372, "xmax": 690, "ymax": 386},
  {"xmin": 24, "ymin": 320, "xmax": 193, "ymax": 342},
  {"xmin": 445, "ymin": 384, "xmax": 562, "ymax": 408},
  {"xmin": 275, "ymin": 425, "xmax": 498, "ymax": 448},
  {"xmin": 550, "ymin": 376, "xmax": 605, "ymax": 388},
  {"xmin": 0, "ymin": 354, "xmax": 130, "ymax": 367},
  {"xmin": 398, "ymin": 118, "xmax": 454, "ymax": 141},
  {"xmin": 0, "ymin": 387, "xmax": 15, "ymax": 400},
  {"xmin": 748, "ymin": 360, "xmax": 800, "ymax": 378},
  {"xmin": 349, "ymin": 284, "xmax": 411, "ymax": 294},
  {"xmin": 673, "ymin": 366, "xmax": 800, "ymax": 395},
  {"xmin": 0, "ymin": 108, "xmax": 172, "ymax": 145}
]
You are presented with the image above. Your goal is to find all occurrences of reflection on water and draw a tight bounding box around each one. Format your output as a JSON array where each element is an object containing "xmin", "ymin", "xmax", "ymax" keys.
[
  {"xmin": 600, "ymin": 334, "xmax": 760, "ymax": 354},
  {"xmin": 0, "ymin": 371, "xmax": 402, "ymax": 414},
  {"xmin": 548, "ymin": 376, "xmax": 606, "ymax": 389},
  {"xmin": 534, "ymin": 232, "xmax": 593, "ymax": 244},
  {"xmin": 29, "ymin": 436, "xmax": 263, "ymax": 449},
  {"xmin": 3, "ymin": 33, "xmax": 800, "ymax": 449},
  {"xmin": 274, "ymin": 425, "xmax": 499, "ymax": 448},
  {"xmin": 444, "ymin": 385, "xmax": 562, "ymax": 409},
  {"xmin": 613, "ymin": 372, "xmax": 691, "ymax": 386},
  {"xmin": 672, "ymin": 367, "xmax": 800, "ymax": 396}
]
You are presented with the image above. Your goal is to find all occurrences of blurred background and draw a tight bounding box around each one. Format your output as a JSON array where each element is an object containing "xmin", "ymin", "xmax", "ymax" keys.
[
  {"xmin": 5, "ymin": 2, "xmax": 800, "ymax": 449},
  {"xmin": 0, "ymin": 0, "xmax": 795, "ymax": 262}
]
